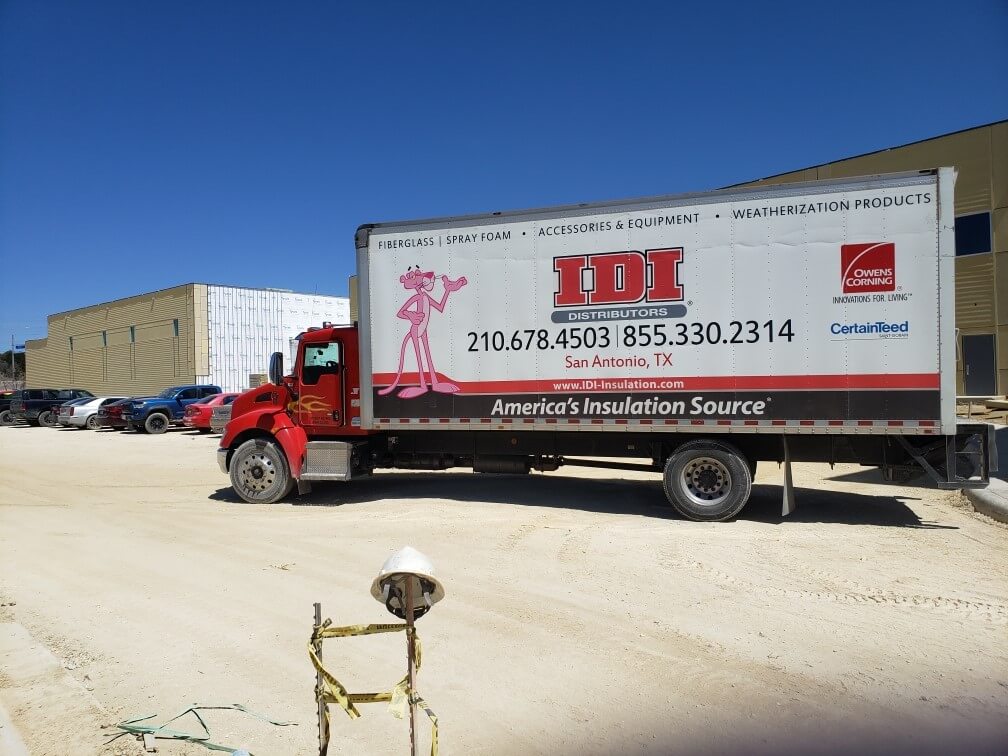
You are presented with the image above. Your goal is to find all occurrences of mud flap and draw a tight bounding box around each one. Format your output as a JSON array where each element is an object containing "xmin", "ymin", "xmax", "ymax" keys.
[{"xmin": 781, "ymin": 436, "xmax": 795, "ymax": 517}]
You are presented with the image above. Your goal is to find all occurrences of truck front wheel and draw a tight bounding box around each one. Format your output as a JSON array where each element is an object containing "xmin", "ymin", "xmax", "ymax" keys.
[
  {"xmin": 0, "ymin": 410, "xmax": 13, "ymax": 426},
  {"xmin": 144, "ymin": 413, "xmax": 169, "ymax": 434},
  {"xmin": 229, "ymin": 438, "xmax": 294, "ymax": 504},
  {"xmin": 662, "ymin": 440, "xmax": 753, "ymax": 521},
  {"xmin": 38, "ymin": 410, "xmax": 57, "ymax": 427}
]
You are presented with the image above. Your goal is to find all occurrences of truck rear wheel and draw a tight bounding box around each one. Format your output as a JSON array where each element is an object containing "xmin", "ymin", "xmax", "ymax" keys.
[
  {"xmin": 144, "ymin": 413, "xmax": 169, "ymax": 434},
  {"xmin": 229, "ymin": 438, "xmax": 294, "ymax": 504},
  {"xmin": 38, "ymin": 410, "xmax": 57, "ymax": 427},
  {"xmin": 0, "ymin": 410, "xmax": 12, "ymax": 426},
  {"xmin": 662, "ymin": 440, "xmax": 753, "ymax": 521}
]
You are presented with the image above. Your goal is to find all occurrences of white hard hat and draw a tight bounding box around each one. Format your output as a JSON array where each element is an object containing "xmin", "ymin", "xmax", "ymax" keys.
[{"xmin": 370, "ymin": 546, "xmax": 445, "ymax": 619}]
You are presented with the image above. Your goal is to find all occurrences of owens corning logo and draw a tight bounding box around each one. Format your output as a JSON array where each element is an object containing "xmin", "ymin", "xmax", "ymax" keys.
[{"xmin": 841, "ymin": 243, "xmax": 895, "ymax": 293}]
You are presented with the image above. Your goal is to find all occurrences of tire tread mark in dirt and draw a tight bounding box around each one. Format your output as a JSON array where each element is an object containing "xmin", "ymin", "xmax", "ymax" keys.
[{"xmin": 687, "ymin": 559, "xmax": 1008, "ymax": 624}]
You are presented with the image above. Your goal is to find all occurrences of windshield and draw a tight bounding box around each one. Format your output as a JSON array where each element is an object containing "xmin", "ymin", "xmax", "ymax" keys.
[{"xmin": 157, "ymin": 388, "xmax": 177, "ymax": 399}]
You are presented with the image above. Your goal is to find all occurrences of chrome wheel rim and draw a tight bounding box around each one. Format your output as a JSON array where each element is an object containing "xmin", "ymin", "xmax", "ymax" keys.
[
  {"xmin": 681, "ymin": 456, "xmax": 732, "ymax": 507},
  {"xmin": 237, "ymin": 451, "xmax": 277, "ymax": 494}
]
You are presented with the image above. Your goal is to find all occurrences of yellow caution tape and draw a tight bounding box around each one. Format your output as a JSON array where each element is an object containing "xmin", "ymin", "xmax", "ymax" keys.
[{"xmin": 310, "ymin": 621, "xmax": 438, "ymax": 756}]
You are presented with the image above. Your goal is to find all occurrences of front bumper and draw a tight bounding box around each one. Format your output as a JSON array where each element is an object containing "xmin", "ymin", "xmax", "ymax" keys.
[{"xmin": 217, "ymin": 447, "xmax": 229, "ymax": 474}]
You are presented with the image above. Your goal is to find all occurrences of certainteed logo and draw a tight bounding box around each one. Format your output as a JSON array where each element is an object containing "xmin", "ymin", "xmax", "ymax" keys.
[{"xmin": 841, "ymin": 243, "xmax": 895, "ymax": 293}]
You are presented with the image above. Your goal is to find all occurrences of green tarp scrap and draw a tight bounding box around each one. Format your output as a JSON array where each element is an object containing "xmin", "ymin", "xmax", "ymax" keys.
[{"xmin": 105, "ymin": 703, "xmax": 296, "ymax": 753}]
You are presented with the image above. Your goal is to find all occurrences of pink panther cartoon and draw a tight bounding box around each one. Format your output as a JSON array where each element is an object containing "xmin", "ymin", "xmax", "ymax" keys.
[{"xmin": 379, "ymin": 266, "xmax": 468, "ymax": 399}]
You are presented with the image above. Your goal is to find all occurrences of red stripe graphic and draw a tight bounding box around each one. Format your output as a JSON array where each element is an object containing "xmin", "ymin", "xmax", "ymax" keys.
[{"xmin": 372, "ymin": 373, "xmax": 939, "ymax": 392}]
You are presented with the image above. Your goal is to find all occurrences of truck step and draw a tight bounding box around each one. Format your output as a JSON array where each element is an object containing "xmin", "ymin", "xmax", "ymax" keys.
[{"xmin": 301, "ymin": 441, "xmax": 355, "ymax": 481}]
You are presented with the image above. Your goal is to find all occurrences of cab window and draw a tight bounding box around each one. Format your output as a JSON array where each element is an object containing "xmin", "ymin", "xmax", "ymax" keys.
[{"xmin": 302, "ymin": 341, "xmax": 342, "ymax": 385}]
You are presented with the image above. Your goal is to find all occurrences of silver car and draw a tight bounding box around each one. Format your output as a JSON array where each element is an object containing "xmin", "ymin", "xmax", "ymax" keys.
[
  {"xmin": 56, "ymin": 397, "xmax": 97, "ymax": 427},
  {"xmin": 62, "ymin": 396, "xmax": 127, "ymax": 429}
]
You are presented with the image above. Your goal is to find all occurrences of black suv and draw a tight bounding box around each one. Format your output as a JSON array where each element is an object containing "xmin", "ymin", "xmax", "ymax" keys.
[{"xmin": 9, "ymin": 388, "xmax": 95, "ymax": 427}]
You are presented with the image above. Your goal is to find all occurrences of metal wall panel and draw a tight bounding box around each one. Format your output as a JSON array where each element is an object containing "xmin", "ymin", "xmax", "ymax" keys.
[
  {"xmin": 989, "ymin": 122, "xmax": 1007, "ymax": 215},
  {"xmin": 956, "ymin": 255, "xmax": 996, "ymax": 331},
  {"xmin": 25, "ymin": 284, "xmax": 195, "ymax": 394},
  {"xmin": 205, "ymin": 286, "xmax": 349, "ymax": 391},
  {"xmin": 24, "ymin": 339, "xmax": 68, "ymax": 388},
  {"xmin": 192, "ymin": 284, "xmax": 210, "ymax": 377},
  {"xmin": 105, "ymin": 344, "xmax": 134, "ymax": 392},
  {"xmin": 70, "ymin": 347, "xmax": 103, "ymax": 388}
]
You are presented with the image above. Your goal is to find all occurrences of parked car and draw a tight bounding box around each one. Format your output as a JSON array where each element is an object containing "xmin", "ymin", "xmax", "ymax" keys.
[
  {"xmin": 0, "ymin": 390, "xmax": 15, "ymax": 425},
  {"xmin": 9, "ymin": 388, "xmax": 94, "ymax": 426},
  {"xmin": 122, "ymin": 384, "xmax": 222, "ymax": 434},
  {"xmin": 183, "ymin": 392, "xmax": 239, "ymax": 433},
  {"xmin": 62, "ymin": 396, "xmax": 127, "ymax": 429},
  {"xmin": 56, "ymin": 397, "xmax": 99, "ymax": 427},
  {"xmin": 96, "ymin": 398, "xmax": 132, "ymax": 430}
]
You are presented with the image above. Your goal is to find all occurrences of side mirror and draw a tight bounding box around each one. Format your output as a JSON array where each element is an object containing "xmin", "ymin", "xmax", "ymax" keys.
[{"xmin": 268, "ymin": 352, "xmax": 284, "ymax": 385}]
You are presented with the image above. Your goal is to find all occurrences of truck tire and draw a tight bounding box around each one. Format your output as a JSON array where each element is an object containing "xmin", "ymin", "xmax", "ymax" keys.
[
  {"xmin": 229, "ymin": 438, "xmax": 294, "ymax": 504},
  {"xmin": 38, "ymin": 410, "xmax": 57, "ymax": 427},
  {"xmin": 0, "ymin": 409, "xmax": 12, "ymax": 426},
  {"xmin": 144, "ymin": 413, "xmax": 170, "ymax": 434},
  {"xmin": 662, "ymin": 440, "xmax": 753, "ymax": 521},
  {"xmin": 86, "ymin": 414, "xmax": 100, "ymax": 430}
]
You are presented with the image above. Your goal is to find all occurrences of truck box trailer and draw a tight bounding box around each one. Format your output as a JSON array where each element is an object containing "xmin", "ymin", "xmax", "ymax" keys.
[{"xmin": 218, "ymin": 168, "xmax": 994, "ymax": 520}]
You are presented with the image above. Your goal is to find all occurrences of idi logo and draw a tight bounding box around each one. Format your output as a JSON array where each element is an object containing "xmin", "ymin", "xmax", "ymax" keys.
[
  {"xmin": 841, "ymin": 243, "xmax": 895, "ymax": 293},
  {"xmin": 554, "ymin": 248, "xmax": 684, "ymax": 307}
]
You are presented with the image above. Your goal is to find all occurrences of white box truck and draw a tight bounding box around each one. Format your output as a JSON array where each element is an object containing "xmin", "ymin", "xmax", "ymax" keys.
[{"xmin": 218, "ymin": 168, "xmax": 994, "ymax": 519}]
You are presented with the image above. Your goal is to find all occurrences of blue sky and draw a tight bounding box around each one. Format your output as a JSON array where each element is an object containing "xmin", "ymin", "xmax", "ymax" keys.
[{"xmin": 1, "ymin": 0, "xmax": 1006, "ymax": 342}]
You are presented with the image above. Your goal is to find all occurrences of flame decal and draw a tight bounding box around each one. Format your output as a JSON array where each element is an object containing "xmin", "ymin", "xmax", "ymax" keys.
[{"xmin": 297, "ymin": 395, "xmax": 331, "ymax": 413}]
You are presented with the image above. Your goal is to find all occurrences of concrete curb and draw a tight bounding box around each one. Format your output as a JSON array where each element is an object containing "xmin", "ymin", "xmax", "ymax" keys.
[{"xmin": 963, "ymin": 480, "xmax": 1008, "ymax": 525}]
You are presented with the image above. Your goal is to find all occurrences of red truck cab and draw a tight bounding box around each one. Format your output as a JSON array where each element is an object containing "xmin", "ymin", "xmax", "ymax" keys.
[{"xmin": 219, "ymin": 324, "xmax": 367, "ymax": 502}]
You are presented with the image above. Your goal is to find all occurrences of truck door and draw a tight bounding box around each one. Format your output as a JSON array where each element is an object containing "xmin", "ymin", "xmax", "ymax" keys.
[{"xmin": 298, "ymin": 340, "xmax": 345, "ymax": 432}]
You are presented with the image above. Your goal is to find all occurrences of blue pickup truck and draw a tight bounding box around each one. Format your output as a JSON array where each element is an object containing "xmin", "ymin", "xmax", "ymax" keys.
[{"xmin": 122, "ymin": 384, "xmax": 221, "ymax": 434}]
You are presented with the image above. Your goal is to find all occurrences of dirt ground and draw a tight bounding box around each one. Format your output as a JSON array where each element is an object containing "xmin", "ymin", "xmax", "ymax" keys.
[{"xmin": 0, "ymin": 425, "xmax": 1006, "ymax": 756}]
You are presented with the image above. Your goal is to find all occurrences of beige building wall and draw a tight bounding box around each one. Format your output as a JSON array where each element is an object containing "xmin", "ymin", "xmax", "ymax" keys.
[
  {"xmin": 735, "ymin": 121, "xmax": 1007, "ymax": 394},
  {"xmin": 25, "ymin": 284, "xmax": 198, "ymax": 395}
]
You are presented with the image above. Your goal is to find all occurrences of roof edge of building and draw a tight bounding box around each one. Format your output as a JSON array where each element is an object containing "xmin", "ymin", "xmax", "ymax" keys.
[
  {"xmin": 47, "ymin": 282, "xmax": 349, "ymax": 321},
  {"xmin": 725, "ymin": 117, "xmax": 1008, "ymax": 189}
]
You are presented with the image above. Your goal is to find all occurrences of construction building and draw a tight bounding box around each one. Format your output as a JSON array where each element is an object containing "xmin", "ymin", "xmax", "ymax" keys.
[
  {"xmin": 25, "ymin": 284, "xmax": 349, "ymax": 395},
  {"xmin": 734, "ymin": 119, "xmax": 1007, "ymax": 396}
]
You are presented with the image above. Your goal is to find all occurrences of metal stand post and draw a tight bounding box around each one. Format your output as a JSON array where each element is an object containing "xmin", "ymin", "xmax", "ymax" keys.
[
  {"xmin": 314, "ymin": 602, "xmax": 328, "ymax": 756},
  {"xmin": 405, "ymin": 581, "xmax": 418, "ymax": 756}
]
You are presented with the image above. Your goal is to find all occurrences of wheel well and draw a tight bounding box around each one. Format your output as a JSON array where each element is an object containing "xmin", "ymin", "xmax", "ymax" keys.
[
  {"xmin": 660, "ymin": 436, "xmax": 767, "ymax": 467},
  {"xmin": 225, "ymin": 429, "xmax": 279, "ymax": 469}
]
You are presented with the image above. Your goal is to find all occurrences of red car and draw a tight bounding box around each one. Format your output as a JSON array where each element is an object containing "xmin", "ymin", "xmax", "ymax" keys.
[{"xmin": 183, "ymin": 392, "xmax": 239, "ymax": 432}]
